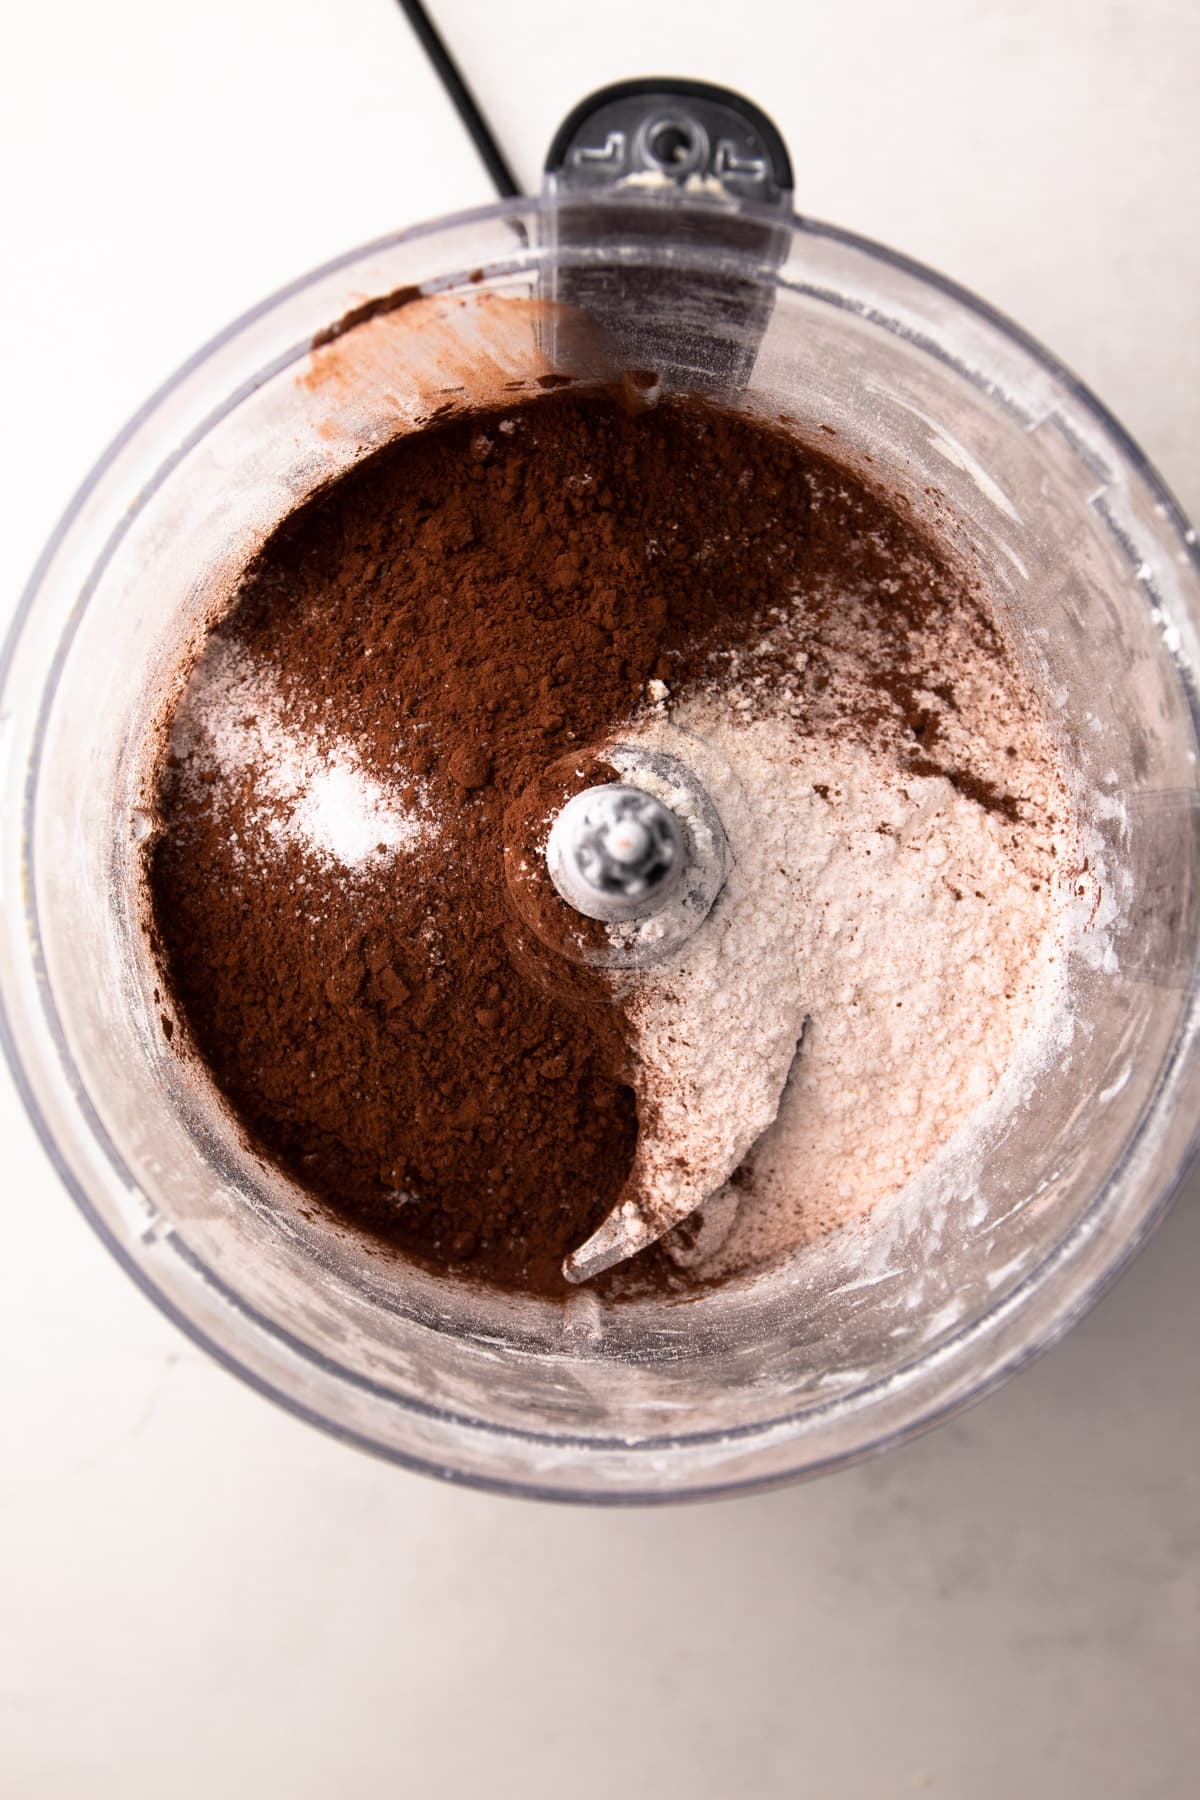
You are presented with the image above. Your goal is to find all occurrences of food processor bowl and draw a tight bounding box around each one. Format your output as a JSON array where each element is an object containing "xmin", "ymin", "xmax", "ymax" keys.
[{"xmin": 4, "ymin": 180, "xmax": 1200, "ymax": 1501}]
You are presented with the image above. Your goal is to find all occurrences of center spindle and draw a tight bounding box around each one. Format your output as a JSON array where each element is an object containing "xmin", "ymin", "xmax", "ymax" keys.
[{"xmin": 545, "ymin": 782, "xmax": 685, "ymax": 923}]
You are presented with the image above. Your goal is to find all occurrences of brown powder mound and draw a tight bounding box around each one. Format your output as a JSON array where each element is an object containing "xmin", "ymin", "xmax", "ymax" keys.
[{"xmin": 148, "ymin": 390, "xmax": 1006, "ymax": 1296}]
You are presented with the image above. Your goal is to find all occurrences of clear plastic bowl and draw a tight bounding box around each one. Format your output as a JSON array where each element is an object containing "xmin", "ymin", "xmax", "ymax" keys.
[{"xmin": 3, "ymin": 193, "xmax": 1199, "ymax": 1501}]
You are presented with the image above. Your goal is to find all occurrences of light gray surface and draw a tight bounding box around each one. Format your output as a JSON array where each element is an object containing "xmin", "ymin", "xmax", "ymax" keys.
[{"xmin": 1, "ymin": 2, "xmax": 1197, "ymax": 1794}]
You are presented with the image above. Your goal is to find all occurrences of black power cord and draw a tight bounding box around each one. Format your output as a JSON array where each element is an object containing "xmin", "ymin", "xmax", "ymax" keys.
[{"xmin": 394, "ymin": 0, "xmax": 522, "ymax": 198}]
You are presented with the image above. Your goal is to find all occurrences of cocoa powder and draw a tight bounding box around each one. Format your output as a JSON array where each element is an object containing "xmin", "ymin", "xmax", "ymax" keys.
[{"xmin": 148, "ymin": 390, "xmax": 1015, "ymax": 1295}]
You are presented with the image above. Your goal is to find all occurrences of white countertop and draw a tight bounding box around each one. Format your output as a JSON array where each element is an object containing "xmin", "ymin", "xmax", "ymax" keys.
[{"xmin": 2, "ymin": 3, "xmax": 1197, "ymax": 1794}]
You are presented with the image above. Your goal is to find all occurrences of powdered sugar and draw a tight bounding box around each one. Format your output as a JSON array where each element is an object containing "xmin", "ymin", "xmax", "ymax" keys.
[{"xmin": 168, "ymin": 636, "xmax": 435, "ymax": 872}]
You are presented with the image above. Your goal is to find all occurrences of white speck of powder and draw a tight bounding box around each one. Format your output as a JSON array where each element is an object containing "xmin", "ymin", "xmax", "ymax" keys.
[
  {"xmin": 170, "ymin": 636, "xmax": 433, "ymax": 871},
  {"xmin": 267, "ymin": 753, "xmax": 422, "ymax": 866}
]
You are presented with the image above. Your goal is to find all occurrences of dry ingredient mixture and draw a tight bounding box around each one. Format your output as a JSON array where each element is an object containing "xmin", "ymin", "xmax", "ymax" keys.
[{"xmin": 147, "ymin": 388, "xmax": 1076, "ymax": 1298}]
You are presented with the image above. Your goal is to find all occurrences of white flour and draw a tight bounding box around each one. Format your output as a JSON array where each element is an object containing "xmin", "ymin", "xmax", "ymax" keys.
[
  {"xmin": 608, "ymin": 586, "xmax": 1094, "ymax": 1278},
  {"xmin": 168, "ymin": 636, "xmax": 435, "ymax": 872}
]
